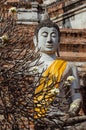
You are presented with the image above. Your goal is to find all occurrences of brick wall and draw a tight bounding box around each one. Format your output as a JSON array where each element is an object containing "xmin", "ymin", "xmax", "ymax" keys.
[
  {"xmin": 1, "ymin": 0, "xmax": 86, "ymax": 117},
  {"xmin": 47, "ymin": 2, "xmax": 64, "ymax": 18}
]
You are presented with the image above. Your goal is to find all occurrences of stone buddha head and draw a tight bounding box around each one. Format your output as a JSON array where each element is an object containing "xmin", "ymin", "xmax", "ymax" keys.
[{"xmin": 33, "ymin": 19, "xmax": 60, "ymax": 56}]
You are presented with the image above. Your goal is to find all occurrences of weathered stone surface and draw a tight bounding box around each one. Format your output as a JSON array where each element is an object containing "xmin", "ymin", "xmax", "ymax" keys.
[{"xmin": 0, "ymin": 0, "xmax": 86, "ymax": 127}]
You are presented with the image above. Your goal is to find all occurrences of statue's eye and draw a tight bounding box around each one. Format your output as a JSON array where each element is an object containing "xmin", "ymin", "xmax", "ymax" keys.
[
  {"xmin": 51, "ymin": 33, "xmax": 56, "ymax": 37},
  {"xmin": 42, "ymin": 32, "xmax": 48, "ymax": 37}
]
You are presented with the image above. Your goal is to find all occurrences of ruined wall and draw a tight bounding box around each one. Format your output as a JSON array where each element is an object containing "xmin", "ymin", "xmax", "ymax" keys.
[
  {"xmin": 68, "ymin": 10, "xmax": 86, "ymax": 29},
  {"xmin": 60, "ymin": 28, "xmax": 86, "ymax": 61},
  {"xmin": 47, "ymin": 0, "xmax": 86, "ymax": 29},
  {"xmin": 1, "ymin": 0, "xmax": 86, "ymax": 114}
]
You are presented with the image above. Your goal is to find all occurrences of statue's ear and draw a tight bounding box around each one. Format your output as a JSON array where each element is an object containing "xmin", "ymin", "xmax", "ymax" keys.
[
  {"xmin": 57, "ymin": 45, "xmax": 60, "ymax": 57},
  {"xmin": 33, "ymin": 36, "xmax": 37, "ymax": 47},
  {"xmin": 33, "ymin": 36, "xmax": 38, "ymax": 52}
]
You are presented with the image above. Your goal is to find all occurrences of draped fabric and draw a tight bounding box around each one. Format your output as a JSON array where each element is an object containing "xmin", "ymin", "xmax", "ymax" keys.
[{"xmin": 34, "ymin": 59, "xmax": 67, "ymax": 119}]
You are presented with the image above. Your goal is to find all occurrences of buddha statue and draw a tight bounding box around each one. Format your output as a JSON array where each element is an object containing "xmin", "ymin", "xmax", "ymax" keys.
[{"xmin": 33, "ymin": 18, "xmax": 86, "ymax": 130}]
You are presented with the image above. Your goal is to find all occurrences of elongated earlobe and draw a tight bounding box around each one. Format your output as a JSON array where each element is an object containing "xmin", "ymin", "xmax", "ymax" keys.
[
  {"xmin": 33, "ymin": 36, "xmax": 38, "ymax": 52},
  {"xmin": 33, "ymin": 36, "xmax": 37, "ymax": 46},
  {"xmin": 57, "ymin": 46, "xmax": 60, "ymax": 57}
]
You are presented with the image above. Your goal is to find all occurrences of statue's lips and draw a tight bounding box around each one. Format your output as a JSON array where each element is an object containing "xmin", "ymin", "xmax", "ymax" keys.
[{"xmin": 46, "ymin": 45, "xmax": 53, "ymax": 48}]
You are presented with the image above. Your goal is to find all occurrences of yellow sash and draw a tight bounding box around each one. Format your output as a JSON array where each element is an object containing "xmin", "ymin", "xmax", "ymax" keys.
[{"xmin": 34, "ymin": 59, "xmax": 67, "ymax": 118}]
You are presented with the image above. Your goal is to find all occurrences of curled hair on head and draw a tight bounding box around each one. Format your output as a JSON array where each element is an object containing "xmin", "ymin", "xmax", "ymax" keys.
[{"xmin": 34, "ymin": 19, "xmax": 61, "ymax": 42}]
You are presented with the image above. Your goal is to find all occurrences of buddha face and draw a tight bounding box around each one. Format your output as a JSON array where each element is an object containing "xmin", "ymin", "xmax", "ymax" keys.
[{"xmin": 36, "ymin": 27, "xmax": 59, "ymax": 54}]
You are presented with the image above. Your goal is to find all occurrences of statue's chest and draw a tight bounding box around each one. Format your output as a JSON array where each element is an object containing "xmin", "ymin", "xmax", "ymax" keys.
[{"xmin": 37, "ymin": 61, "xmax": 52, "ymax": 73}]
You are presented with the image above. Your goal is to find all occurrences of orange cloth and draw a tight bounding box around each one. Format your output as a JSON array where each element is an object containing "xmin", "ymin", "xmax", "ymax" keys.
[{"xmin": 34, "ymin": 59, "xmax": 67, "ymax": 118}]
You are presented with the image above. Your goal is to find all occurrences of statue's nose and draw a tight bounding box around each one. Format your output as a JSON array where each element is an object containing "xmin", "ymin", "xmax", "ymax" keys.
[{"xmin": 47, "ymin": 34, "xmax": 52, "ymax": 43}]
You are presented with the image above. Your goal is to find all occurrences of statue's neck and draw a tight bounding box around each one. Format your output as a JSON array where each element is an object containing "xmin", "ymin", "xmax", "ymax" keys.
[{"xmin": 40, "ymin": 52, "xmax": 57, "ymax": 62}]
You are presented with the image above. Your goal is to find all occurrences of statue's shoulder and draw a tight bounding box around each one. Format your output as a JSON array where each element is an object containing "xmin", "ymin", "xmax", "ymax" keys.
[
  {"xmin": 55, "ymin": 58, "xmax": 66, "ymax": 63},
  {"xmin": 67, "ymin": 61, "xmax": 77, "ymax": 68},
  {"xmin": 61, "ymin": 60, "xmax": 77, "ymax": 78},
  {"xmin": 56, "ymin": 58, "xmax": 68, "ymax": 65},
  {"xmin": 29, "ymin": 59, "xmax": 39, "ymax": 74},
  {"xmin": 56, "ymin": 58, "xmax": 76, "ymax": 68}
]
